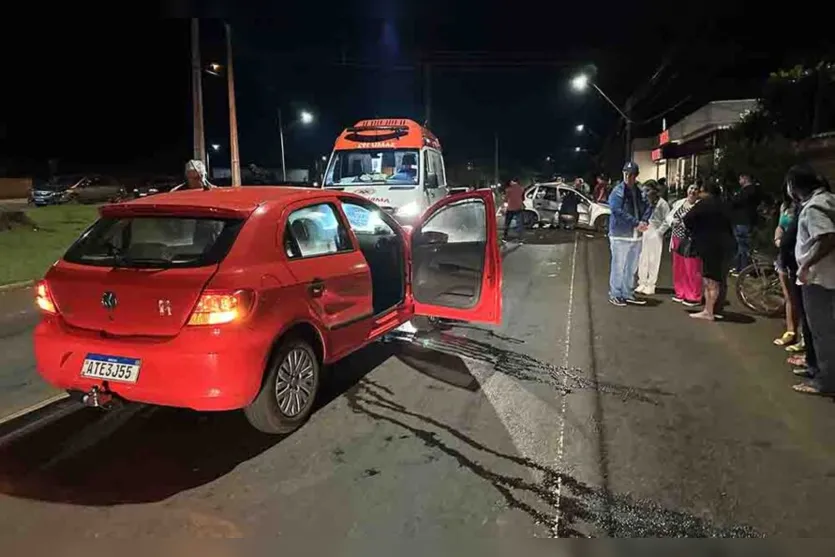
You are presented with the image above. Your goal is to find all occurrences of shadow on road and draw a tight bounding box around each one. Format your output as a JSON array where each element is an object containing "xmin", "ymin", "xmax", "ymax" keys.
[{"xmin": 0, "ymin": 343, "xmax": 395, "ymax": 506}]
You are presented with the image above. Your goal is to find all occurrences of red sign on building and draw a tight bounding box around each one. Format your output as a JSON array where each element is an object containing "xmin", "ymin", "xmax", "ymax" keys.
[
  {"xmin": 651, "ymin": 148, "xmax": 664, "ymax": 162},
  {"xmin": 659, "ymin": 129, "xmax": 670, "ymax": 146}
]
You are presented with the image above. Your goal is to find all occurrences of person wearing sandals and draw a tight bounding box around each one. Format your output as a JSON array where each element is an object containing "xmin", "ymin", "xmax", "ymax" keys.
[
  {"xmin": 787, "ymin": 165, "xmax": 835, "ymax": 396},
  {"xmin": 667, "ymin": 184, "xmax": 702, "ymax": 307},
  {"xmin": 683, "ymin": 181, "xmax": 735, "ymax": 321},
  {"xmin": 773, "ymin": 194, "xmax": 800, "ymax": 347},
  {"xmin": 779, "ymin": 199, "xmax": 819, "ymax": 380}
]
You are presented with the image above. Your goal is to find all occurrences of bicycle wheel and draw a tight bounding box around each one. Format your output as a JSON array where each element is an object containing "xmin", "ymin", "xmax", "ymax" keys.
[{"xmin": 735, "ymin": 262, "xmax": 785, "ymax": 317}]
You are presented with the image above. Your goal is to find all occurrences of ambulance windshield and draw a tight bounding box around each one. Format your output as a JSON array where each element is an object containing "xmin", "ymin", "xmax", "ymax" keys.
[{"xmin": 324, "ymin": 149, "xmax": 420, "ymax": 186}]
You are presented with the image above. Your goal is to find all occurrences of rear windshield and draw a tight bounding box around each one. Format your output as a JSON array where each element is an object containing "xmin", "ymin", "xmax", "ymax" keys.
[{"xmin": 64, "ymin": 216, "xmax": 244, "ymax": 268}]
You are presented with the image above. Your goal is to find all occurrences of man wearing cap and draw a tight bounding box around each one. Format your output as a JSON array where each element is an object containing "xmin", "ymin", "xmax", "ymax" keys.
[{"xmin": 607, "ymin": 161, "xmax": 653, "ymax": 307}]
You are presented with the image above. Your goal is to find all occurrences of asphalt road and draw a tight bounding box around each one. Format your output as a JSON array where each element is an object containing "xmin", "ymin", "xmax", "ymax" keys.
[{"xmin": 1, "ymin": 230, "xmax": 834, "ymax": 541}]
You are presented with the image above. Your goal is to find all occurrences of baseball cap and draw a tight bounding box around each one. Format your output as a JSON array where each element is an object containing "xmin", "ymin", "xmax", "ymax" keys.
[{"xmin": 622, "ymin": 161, "xmax": 639, "ymax": 175}]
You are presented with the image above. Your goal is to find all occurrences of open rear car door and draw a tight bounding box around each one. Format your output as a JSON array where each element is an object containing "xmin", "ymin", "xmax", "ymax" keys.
[{"xmin": 409, "ymin": 190, "xmax": 502, "ymax": 324}]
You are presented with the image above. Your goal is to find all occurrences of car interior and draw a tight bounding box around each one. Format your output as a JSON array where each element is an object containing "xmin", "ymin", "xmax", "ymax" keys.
[
  {"xmin": 340, "ymin": 202, "xmax": 405, "ymax": 315},
  {"xmin": 411, "ymin": 199, "xmax": 486, "ymax": 309}
]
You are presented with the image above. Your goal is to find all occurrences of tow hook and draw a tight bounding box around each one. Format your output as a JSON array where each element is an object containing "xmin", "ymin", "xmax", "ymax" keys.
[{"xmin": 82, "ymin": 386, "xmax": 114, "ymax": 409}]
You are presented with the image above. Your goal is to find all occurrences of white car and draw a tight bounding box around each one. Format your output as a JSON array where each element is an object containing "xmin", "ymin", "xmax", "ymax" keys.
[{"xmin": 498, "ymin": 182, "xmax": 611, "ymax": 232}]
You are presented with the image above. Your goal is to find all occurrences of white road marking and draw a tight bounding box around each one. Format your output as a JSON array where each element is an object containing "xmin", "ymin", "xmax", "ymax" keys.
[
  {"xmin": 553, "ymin": 232, "xmax": 578, "ymax": 537},
  {"xmin": 0, "ymin": 392, "xmax": 69, "ymax": 427}
]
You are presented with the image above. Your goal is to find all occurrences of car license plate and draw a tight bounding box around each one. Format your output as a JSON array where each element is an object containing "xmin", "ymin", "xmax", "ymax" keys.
[{"xmin": 81, "ymin": 354, "xmax": 141, "ymax": 383}]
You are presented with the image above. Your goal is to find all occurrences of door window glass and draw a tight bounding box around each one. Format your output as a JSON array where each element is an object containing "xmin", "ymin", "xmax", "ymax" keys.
[
  {"xmin": 424, "ymin": 150, "xmax": 443, "ymax": 189},
  {"xmin": 525, "ymin": 187, "xmax": 537, "ymax": 199},
  {"xmin": 412, "ymin": 199, "xmax": 487, "ymax": 308},
  {"xmin": 542, "ymin": 186, "xmax": 558, "ymax": 202},
  {"xmin": 285, "ymin": 203, "xmax": 352, "ymax": 259},
  {"xmin": 341, "ymin": 201, "xmax": 396, "ymax": 237}
]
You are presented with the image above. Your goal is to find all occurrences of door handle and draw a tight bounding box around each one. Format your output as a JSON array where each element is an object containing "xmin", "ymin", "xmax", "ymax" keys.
[{"xmin": 308, "ymin": 278, "xmax": 325, "ymax": 298}]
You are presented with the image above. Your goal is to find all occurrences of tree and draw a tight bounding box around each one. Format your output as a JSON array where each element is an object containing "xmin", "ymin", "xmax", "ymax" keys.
[{"xmin": 714, "ymin": 110, "xmax": 801, "ymax": 200}]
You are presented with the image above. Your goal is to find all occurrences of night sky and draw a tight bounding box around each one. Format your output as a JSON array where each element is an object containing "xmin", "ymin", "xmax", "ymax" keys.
[{"xmin": 0, "ymin": 2, "xmax": 828, "ymax": 180}]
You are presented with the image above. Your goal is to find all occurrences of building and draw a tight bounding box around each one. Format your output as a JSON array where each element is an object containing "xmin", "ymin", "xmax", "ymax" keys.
[{"xmin": 632, "ymin": 99, "xmax": 759, "ymax": 190}]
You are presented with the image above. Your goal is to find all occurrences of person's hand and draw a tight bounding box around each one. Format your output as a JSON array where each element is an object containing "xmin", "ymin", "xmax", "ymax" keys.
[
  {"xmin": 798, "ymin": 265, "xmax": 810, "ymax": 285},
  {"xmin": 637, "ymin": 222, "xmax": 649, "ymax": 233}
]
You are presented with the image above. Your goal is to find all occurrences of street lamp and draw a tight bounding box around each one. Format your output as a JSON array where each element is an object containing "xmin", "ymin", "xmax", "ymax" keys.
[
  {"xmin": 206, "ymin": 63, "xmax": 223, "ymax": 76},
  {"xmin": 545, "ymin": 156, "xmax": 552, "ymax": 162},
  {"xmin": 570, "ymin": 72, "xmax": 632, "ymax": 159},
  {"xmin": 575, "ymin": 124, "xmax": 585, "ymax": 133},
  {"xmin": 571, "ymin": 74, "xmax": 589, "ymax": 92},
  {"xmin": 278, "ymin": 109, "xmax": 315, "ymax": 181},
  {"xmin": 575, "ymin": 147, "xmax": 582, "ymax": 153}
]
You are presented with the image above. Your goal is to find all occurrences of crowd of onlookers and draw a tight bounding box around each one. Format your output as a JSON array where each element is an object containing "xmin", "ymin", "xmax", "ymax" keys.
[{"xmin": 606, "ymin": 160, "xmax": 835, "ymax": 397}]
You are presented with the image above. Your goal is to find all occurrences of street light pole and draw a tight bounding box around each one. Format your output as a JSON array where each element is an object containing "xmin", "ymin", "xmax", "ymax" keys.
[
  {"xmin": 190, "ymin": 18, "xmax": 206, "ymax": 164},
  {"xmin": 572, "ymin": 74, "xmax": 633, "ymax": 160},
  {"xmin": 225, "ymin": 23, "xmax": 241, "ymax": 187},
  {"xmin": 278, "ymin": 109, "xmax": 287, "ymax": 182}
]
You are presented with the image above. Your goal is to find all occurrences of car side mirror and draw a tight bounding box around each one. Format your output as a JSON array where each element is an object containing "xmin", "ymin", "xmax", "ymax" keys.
[{"xmin": 417, "ymin": 230, "xmax": 448, "ymax": 245}]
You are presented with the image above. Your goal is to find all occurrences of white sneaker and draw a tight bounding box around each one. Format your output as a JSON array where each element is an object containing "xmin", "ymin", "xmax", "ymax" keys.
[{"xmin": 635, "ymin": 285, "xmax": 647, "ymax": 295}]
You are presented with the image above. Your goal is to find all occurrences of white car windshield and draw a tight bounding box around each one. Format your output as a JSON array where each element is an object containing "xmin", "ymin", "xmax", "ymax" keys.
[{"xmin": 324, "ymin": 149, "xmax": 419, "ymax": 186}]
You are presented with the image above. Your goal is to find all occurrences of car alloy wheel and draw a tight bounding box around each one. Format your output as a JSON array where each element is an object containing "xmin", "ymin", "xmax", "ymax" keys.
[{"xmin": 275, "ymin": 347, "xmax": 316, "ymax": 417}]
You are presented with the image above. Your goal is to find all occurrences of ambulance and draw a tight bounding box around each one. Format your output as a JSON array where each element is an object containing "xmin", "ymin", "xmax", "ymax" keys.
[{"xmin": 323, "ymin": 118, "xmax": 448, "ymax": 225}]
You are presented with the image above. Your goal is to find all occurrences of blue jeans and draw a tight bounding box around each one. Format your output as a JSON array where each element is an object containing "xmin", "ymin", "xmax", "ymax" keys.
[
  {"xmin": 733, "ymin": 224, "xmax": 751, "ymax": 270},
  {"xmin": 503, "ymin": 210, "xmax": 523, "ymax": 239},
  {"xmin": 609, "ymin": 238, "xmax": 642, "ymax": 300}
]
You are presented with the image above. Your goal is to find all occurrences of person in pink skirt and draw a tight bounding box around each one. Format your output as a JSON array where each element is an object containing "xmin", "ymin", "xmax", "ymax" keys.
[{"xmin": 667, "ymin": 184, "xmax": 703, "ymax": 306}]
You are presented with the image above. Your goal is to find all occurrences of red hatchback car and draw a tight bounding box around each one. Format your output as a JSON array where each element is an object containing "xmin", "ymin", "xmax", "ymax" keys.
[{"xmin": 34, "ymin": 187, "xmax": 501, "ymax": 433}]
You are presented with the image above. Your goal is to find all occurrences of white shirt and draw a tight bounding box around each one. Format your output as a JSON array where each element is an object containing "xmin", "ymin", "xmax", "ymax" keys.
[{"xmin": 796, "ymin": 189, "xmax": 835, "ymax": 289}]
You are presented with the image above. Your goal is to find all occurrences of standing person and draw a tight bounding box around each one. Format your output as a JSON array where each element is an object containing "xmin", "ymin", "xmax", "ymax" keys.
[
  {"xmin": 636, "ymin": 183, "xmax": 671, "ymax": 295},
  {"xmin": 729, "ymin": 172, "xmax": 760, "ymax": 275},
  {"xmin": 667, "ymin": 184, "xmax": 703, "ymax": 306},
  {"xmin": 684, "ymin": 182, "xmax": 735, "ymax": 320},
  {"xmin": 503, "ymin": 178, "xmax": 525, "ymax": 242},
  {"xmin": 559, "ymin": 188, "xmax": 580, "ymax": 230},
  {"xmin": 573, "ymin": 177, "xmax": 589, "ymax": 197},
  {"xmin": 608, "ymin": 161, "xmax": 652, "ymax": 307},
  {"xmin": 787, "ymin": 165, "xmax": 835, "ymax": 396},
  {"xmin": 171, "ymin": 159, "xmax": 215, "ymax": 191},
  {"xmin": 657, "ymin": 177, "xmax": 668, "ymax": 200},
  {"xmin": 593, "ymin": 174, "xmax": 610, "ymax": 203},
  {"xmin": 773, "ymin": 194, "xmax": 800, "ymax": 346},
  {"xmin": 778, "ymin": 197, "xmax": 818, "ymax": 379}
]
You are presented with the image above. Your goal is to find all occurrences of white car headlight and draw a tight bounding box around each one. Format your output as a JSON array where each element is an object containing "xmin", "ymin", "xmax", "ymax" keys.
[{"xmin": 396, "ymin": 201, "xmax": 420, "ymax": 217}]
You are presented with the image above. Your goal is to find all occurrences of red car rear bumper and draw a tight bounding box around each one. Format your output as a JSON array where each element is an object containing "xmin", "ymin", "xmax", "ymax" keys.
[{"xmin": 34, "ymin": 316, "xmax": 270, "ymax": 411}]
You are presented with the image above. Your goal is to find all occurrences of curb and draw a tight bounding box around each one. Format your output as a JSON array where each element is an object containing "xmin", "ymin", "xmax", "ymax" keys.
[{"xmin": 0, "ymin": 280, "xmax": 35, "ymax": 293}]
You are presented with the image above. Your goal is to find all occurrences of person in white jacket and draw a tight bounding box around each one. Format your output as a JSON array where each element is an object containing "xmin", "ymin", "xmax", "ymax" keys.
[{"xmin": 636, "ymin": 183, "xmax": 671, "ymax": 295}]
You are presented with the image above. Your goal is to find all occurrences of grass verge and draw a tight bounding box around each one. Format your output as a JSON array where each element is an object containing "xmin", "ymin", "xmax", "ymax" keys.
[{"xmin": 0, "ymin": 204, "xmax": 99, "ymax": 285}]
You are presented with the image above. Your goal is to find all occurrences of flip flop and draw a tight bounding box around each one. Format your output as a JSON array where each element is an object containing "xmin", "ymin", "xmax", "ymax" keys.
[
  {"xmin": 773, "ymin": 331, "xmax": 796, "ymax": 346},
  {"xmin": 792, "ymin": 382, "xmax": 835, "ymax": 396}
]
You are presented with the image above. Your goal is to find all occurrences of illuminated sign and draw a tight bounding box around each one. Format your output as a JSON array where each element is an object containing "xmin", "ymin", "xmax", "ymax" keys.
[
  {"xmin": 659, "ymin": 129, "xmax": 670, "ymax": 145},
  {"xmin": 651, "ymin": 148, "xmax": 664, "ymax": 162},
  {"xmin": 355, "ymin": 119, "xmax": 410, "ymax": 128}
]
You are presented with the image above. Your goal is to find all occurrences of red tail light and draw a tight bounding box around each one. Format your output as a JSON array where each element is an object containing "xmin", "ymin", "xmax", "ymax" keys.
[
  {"xmin": 187, "ymin": 289, "xmax": 255, "ymax": 326},
  {"xmin": 35, "ymin": 280, "xmax": 58, "ymax": 314}
]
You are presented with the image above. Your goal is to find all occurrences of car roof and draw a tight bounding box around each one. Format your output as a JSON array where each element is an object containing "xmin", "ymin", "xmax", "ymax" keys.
[{"xmin": 123, "ymin": 186, "xmax": 333, "ymax": 212}]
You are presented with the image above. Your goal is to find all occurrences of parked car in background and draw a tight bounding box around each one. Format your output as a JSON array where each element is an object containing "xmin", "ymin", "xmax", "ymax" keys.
[
  {"xmin": 65, "ymin": 175, "xmax": 125, "ymax": 204},
  {"xmin": 29, "ymin": 175, "xmax": 84, "ymax": 206}
]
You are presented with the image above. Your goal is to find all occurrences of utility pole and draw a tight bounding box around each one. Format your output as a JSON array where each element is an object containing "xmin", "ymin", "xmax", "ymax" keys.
[
  {"xmin": 190, "ymin": 18, "xmax": 206, "ymax": 164},
  {"xmin": 278, "ymin": 109, "xmax": 287, "ymax": 182},
  {"xmin": 225, "ymin": 23, "xmax": 241, "ymax": 187},
  {"xmin": 424, "ymin": 62, "xmax": 432, "ymax": 127},
  {"xmin": 493, "ymin": 132, "xmax": 499, "ymax": 185}
]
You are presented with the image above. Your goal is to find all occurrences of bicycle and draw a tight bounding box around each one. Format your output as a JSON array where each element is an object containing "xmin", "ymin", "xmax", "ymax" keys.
[{"xmin": 735, "ymin": 248, "xmax": 785, "ymax": 317}]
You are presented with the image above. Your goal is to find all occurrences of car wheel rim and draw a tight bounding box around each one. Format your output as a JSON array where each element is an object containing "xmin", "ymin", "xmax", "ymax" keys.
[{"xmin": 275, "ymin": 348, "xmax": 315, "ymax": 417}]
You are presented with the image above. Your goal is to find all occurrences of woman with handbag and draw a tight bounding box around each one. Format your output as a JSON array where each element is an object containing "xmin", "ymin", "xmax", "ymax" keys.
[{"xmin": 666, "ymin": 184, "xmax": 703, "ymax": 307}]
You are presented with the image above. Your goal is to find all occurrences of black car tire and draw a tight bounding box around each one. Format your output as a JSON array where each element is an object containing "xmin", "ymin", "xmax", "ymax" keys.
[{"xmin": 244, "ymin": 335, "xmax": 321, "ymax": 435}]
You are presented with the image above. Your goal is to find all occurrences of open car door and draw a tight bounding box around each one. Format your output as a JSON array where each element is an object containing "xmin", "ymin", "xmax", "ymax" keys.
[{"xmin": 409, "ymin": 190, "xmax": 502, "ymax": 324}]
